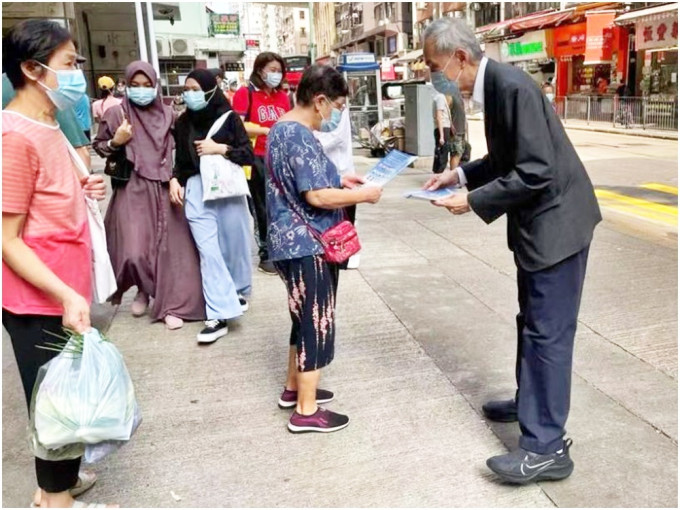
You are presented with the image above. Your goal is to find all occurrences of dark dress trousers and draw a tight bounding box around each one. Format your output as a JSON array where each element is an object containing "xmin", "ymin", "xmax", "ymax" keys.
[{"xmin": 463, "ymin": 59, "xmax": 602, "ymax": 454}]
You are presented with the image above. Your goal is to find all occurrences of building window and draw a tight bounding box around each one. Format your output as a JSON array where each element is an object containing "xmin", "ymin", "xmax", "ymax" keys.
[
  {"xmin": 300, "ymin": 9, "xmax": 305, "ymax": 20},
  {"xmin": 301, "ymin": 27, "xmax": 306, "ymax": 37}
]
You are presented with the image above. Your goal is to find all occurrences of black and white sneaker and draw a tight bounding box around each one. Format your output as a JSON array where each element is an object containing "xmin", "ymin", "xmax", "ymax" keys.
[
  {"xmin": 238, "ymin": 295, "xmax": 249, "ymax": 313},
  {"xmin": 196, "ymin": 319, "xmax": 228, "ymax": 344},
  {"xmin": 486, "ymin": 439, "xmax": 574, "ymax": 484}
]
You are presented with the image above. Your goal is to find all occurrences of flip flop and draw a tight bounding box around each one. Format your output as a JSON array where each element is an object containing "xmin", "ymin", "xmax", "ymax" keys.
[
  {"xmin": 31, "ymin": 471, "xmax": 97, "ymax": 507},
  {"xmin": 71, "ymin": 471, "xmax": 97, "ymax": 498},
  {"xmin": 30, "ymin": 501, "xmax": 110, "ymax": 508}
]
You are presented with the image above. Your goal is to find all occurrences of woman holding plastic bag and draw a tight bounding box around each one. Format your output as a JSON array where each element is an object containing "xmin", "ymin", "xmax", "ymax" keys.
[
  {"xmin": 172, "ymin": 69, "xmax": 254, "ymax": 344},
  {"xmin": 94, "ymin": 61, "xmax": 205, "ymax": 330},
  {"xmin": 1, "ymin": 20, "xmax": 116, "ymax": 508}
]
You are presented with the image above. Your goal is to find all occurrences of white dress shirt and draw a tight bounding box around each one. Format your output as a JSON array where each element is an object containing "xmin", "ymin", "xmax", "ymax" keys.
[{"xmin": 456, "ymin": 56, "xmax": 489, "ymax": 187}]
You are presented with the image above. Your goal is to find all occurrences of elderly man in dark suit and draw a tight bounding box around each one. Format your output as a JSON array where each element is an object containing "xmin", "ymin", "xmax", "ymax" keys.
[{"xmin": 422, "ymin": 18, "xmax": 602, "ymax": 484}]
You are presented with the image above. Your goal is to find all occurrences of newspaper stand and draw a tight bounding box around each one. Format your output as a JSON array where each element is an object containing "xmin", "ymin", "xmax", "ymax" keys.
[{"xmin": 338, "ymin": 53, "xmax": 384, "ymax": 150}]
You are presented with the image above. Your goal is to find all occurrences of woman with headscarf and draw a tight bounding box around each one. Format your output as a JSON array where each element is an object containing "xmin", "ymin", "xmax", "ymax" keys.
[
  {"xmin": 94, "ymin": 61, "xmax": 205, "ymax": 329},
  {"xmin": 171, "ymin": 69, "xmax": 254, "ymax": 344}
]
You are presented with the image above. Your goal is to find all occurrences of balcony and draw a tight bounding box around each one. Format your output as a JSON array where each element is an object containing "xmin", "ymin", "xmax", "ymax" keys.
[
  {"xmin": 416, "ymin": 3, "xmax": 435, "ymax": 24},
  {"xmin": 442, "ymin": 3, "xmax": 466, "ymax": 14}
]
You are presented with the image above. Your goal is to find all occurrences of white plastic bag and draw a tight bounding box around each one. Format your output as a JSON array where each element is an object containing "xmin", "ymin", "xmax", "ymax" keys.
[
  {"xmin": 200, "ymin": 111, "xmax": 251, "ymax": 202},
  {"xmin": 29, "ymin": 328, "xmax": 138, "ymax": 460},
  {"xmin": 65, "ymin": 140, "xmax": 118, "ymax": 303},
  {"xmin": 83, "ymin": 400, "xmax": 142, "ymax": 464}
]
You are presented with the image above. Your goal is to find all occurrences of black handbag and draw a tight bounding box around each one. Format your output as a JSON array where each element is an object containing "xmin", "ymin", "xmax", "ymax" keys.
[{"xmin": 104, "ymin": 147, "xmax": 133, "ymax": 186}]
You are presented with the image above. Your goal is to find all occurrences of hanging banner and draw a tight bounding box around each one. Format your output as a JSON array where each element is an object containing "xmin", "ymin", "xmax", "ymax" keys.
[
  {"xmin": 636, "ymin": 14, "xmax": 678, "ymax": 51},
  {"xmin": 584, "ymin": 11, "xmax": 616, "ymax": 64}
]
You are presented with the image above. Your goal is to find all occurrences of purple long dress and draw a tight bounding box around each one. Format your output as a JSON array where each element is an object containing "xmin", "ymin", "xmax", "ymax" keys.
[{"xmin": 94, "ymin": 62, "xmax": 205, "ymax": 321}]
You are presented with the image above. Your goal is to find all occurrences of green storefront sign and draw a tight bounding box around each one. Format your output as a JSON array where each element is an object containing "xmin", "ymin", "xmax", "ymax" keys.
[
  {"xmin": 507, "ymin": 41, "xmax": 544, "ymax": 57},
  {"xmin": 210, "ymin": 13, "xmax": 239, "ymax": 36}
]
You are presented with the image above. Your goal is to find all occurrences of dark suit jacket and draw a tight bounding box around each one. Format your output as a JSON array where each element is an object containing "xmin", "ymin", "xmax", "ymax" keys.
[{"xmin": 464, "ymin": 59, "xmax": 602, "ymax": 272}]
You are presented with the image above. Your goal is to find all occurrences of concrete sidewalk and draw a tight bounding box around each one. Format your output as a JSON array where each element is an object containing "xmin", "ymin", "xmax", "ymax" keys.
[{"xmin": 2, "ymin": 160, "xmax": 677, "ymax": 507}]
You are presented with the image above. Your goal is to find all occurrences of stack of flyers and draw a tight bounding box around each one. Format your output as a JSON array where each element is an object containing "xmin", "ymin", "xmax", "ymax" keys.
[
  {"xmin": 362, "ymin": 150, "xmax": 418, "ymax": 187},
  {"xmin": 403, "ymin": 187, "xmax": 460, "ymax": 201}
]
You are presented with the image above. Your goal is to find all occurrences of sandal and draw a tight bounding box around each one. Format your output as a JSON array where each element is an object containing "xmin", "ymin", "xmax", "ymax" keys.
[
  {"xmin": 70, "ymin": 470, "xmax": 97, "ymax": 498},
  {"xmin": 32, "ymin": 471, "xmax": 98, "ymax": 507}
]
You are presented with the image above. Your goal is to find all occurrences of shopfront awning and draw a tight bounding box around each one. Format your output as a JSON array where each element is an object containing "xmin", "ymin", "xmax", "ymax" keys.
[
  {"xmin": 509, "ymin": 9, "xmax": 581, "ymax": 32},
  {"xmin": 395, "ymin": 49, "xmax": 423, "ymax": 63},
  {"xmin": 614, "ymin": 3, "xmax": 679, "ymax": 25}
]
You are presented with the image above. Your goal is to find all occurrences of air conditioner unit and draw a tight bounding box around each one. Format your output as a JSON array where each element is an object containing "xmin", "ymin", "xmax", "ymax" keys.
[
  {"xmin": 156, "ymin": 38, "xmax": 170, "ymax": 58},
  {"xmin": 171, "ymin": 38, "xmax": 194, "ymax": 57}
]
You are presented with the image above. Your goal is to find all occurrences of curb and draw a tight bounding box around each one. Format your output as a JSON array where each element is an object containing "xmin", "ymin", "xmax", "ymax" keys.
[
  {"xmin": 561, "ymin": 123, "xmax": 678, "ymax": 141},
  {"xmin": 467, "ymin": 114, "xmax": 678, "ymax": 140}
]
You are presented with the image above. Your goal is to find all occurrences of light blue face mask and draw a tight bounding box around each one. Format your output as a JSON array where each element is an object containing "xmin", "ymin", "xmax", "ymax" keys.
[
  {"xmin": 264, "ymin": 71, "xmax": 283, "ymax": 89},
  {"xmin": 37, "ymin": 63, "xmax": 87, "ymax": 111},
  {"xmin": 431, "ymin": 54, "xmax": 463, "ymax": 96},
  {"xmin": 545, "ymin": 93, "xmax": 555, "ymax": 103},
  {"xmin": 127, "ymin": 86, "xmax": 157, "ymax": 106},
  {"xmin": 182, "ymin": 87, "xmax": 217, "ymax": 111},
  {"xmin": 320, "ymin": 99, "xmax": 343, "ymax": 132}
]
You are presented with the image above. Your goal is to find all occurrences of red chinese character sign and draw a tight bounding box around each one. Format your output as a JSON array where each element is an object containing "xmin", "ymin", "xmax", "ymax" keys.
[
  {"xmin": 636, "ymin": 14, "xmax": 678, "ymax": 50},
  {"xmin": 584, "ymin": 11, "xmax": 616, "ymax": 64}
]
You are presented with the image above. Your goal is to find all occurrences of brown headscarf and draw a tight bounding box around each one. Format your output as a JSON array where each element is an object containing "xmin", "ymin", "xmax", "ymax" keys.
[{"xmin": 122, "ymin": 61, "xmax": 175, "ymax": 181}]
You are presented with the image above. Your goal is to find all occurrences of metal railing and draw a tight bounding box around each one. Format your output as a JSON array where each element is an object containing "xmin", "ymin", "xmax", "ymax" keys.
[{"xmin": 554, "ymin": 96, "xmax": 678, "ymax": 132}]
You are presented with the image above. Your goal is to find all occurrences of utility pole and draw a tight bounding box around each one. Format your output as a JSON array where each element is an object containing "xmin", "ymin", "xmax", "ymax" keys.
[
  {"xmin": 134, "ymin": 1, "xmax": 148, "ymax": 62},
  {"xmin": 145, "ymin": 1, "xmax": 160, "ymax": 77},
  {"xmin": 308, "ymin": 2, "xmax": 316, "ymax": 62}
]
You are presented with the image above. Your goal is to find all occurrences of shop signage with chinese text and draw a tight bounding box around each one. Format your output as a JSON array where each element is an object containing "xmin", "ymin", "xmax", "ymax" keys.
[
  {"xmin": 210, "ymin": 13, "xmax": 239, "ymax": 36},
  {"xmin": 501, "ymin": 30, "xmax": 549, "ymax": 63},
  {"xmin": 636, "ymin": 14, "xmax": 678, "ymax": 50},
  {"xmin": 245, "ymin": 39, "xmax": 260, "ymax": 50},
  {"xmin": 584, "ymin": 11, "xmax": 615, "ymax": 64},
  {"xmin": 553, "ymin": 23, "xmax": 586, "ymax": 58}
]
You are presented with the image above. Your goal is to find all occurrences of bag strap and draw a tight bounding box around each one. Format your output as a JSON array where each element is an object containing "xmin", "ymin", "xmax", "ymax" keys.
[
  {"xmin": 267, "ymin": 147, "xmax": 348, "ymax": 248},
  {"xmin": 207, "ymin": 111, "xmax": 231, "ymax": 140},
  {"xmin": 244, "ymin": 84, "xmax": 254, "ymax": 123},
  {"xmin": 62, "ymin": 133, "xmax": 90, "ymax": 179}
]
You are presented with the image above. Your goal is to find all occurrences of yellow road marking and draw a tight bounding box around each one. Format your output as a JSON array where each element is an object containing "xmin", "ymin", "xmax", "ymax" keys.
[
  {"xmin": 595, "ymin": 189, "xmax": 678, "ymax": 226},
  {"xmin": 640, "ymin": 183, "xmax": 679, "ymax": 196}
]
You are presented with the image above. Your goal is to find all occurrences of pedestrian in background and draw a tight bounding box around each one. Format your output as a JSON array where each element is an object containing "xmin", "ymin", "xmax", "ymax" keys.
[
  {"xmin": 172, "ymin": 69, "xmax": 254, "ymax": 344},
  {"xmin": 114, "ymin": 77, "xmax": 126, "ymax": 98},
  {"xmin": 232, "ymin": 51, "xmax": 291, "ymax": 275},
  {"xmin": 226, "ymin": 78, "xmax": 239, "ymax": 103},
  {"xmin": 91, "ymin": 75, "xmax": 122, "ymax": 123},
  {"xmin": 267, "ymin": 65, "xmax": 382, "ymax": 433},
  {"xmin": 73, "ymin": 92, "xmax": 92, "ymax": 140},
  {"xmin": 542, "ymin": 82, "xmax": 557, "ymax": 112},
  {"xmin": 94, "ymin": 61, "xmax": 205, "ymax": 330},
  {"xmin": 432, "ymin": 90, "xmax": 452, "ymax": 174},
  {"xmin": 448, "ymin": 86, "xmax": 470, "ymax": 168},
  {"xmin": 2, "ymin": 19, "xmax": 112, "ymax": 508},
  {"xmin": 423, "ymin": 17, "xmax": 601, "ymax": 483}
]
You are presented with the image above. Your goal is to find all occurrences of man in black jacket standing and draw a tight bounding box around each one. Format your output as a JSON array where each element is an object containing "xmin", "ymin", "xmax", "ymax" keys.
[{"xmin": 422, "ymin": 18, "xmax": 602, "ymax": 484}]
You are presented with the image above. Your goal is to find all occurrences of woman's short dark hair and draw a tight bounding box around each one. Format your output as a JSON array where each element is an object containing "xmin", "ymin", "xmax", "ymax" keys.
[
  {"xmin": 249, "ymin": 52, "xmax": 286, "ymax": 90},
  {"xmin": 2, "ymin": 20, "xmax": 73, "ymax": 89},
  {"xmin": 296, "ymin": 65, "xmax": 349, "ymax": 106}
]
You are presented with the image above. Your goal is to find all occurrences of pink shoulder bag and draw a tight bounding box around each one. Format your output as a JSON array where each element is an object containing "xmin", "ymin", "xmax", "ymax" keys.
[{"xmin": 268, "ymin": 161, "xmax": 360, "ymax": 264}]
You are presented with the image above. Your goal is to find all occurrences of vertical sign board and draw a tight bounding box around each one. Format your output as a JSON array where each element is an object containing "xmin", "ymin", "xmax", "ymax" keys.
[{"xmin": 584, "ymin": 11, "xmax": 616, "ymax": 64}]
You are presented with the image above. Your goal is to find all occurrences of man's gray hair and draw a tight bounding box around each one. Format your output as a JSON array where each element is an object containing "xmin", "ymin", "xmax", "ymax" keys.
[{"xmin": 423, "ymin": 17, "xmax": 483, "ymax": 62}]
